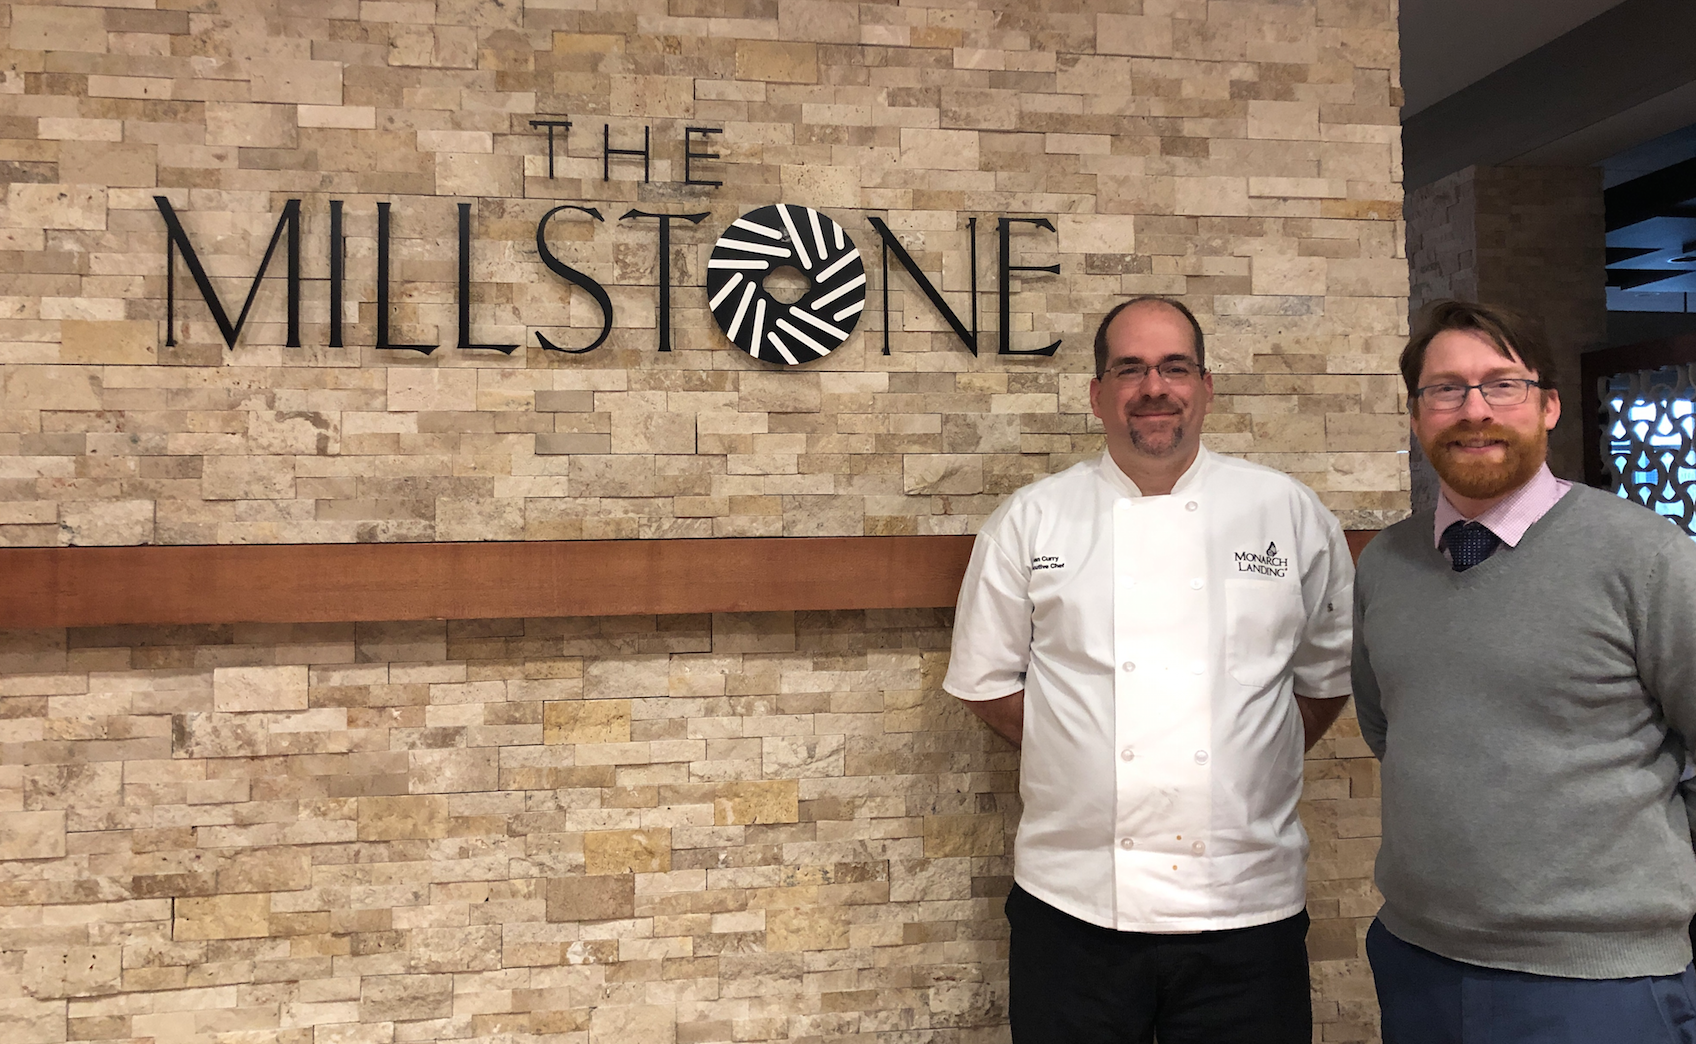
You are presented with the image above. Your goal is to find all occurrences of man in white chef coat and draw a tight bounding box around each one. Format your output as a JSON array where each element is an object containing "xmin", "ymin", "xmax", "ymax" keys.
[{"xmin": 944, "ymin": 296, "xmax": 1355, "ymax": 1044}]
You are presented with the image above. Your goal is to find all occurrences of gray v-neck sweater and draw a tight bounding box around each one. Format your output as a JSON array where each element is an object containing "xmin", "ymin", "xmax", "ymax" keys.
[{"xmin": 1353, "ymin": 485, "xmax": 1696, "ymax": 978}]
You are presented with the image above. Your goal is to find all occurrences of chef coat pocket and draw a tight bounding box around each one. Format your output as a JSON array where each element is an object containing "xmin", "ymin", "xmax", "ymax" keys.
[{"xmin": 1223, "ymin": 577, "xmax": 1304, "ymax": 688}]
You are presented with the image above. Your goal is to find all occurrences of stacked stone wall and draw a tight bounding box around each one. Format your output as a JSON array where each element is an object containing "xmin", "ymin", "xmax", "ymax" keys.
[{"xmin": 0, "ymin": 1, "xmax": 1405, "ymax": 1041}]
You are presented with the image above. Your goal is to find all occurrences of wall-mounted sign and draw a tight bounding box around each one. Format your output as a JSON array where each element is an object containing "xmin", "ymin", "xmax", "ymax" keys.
[
  {"xmin": 706, "ymin": 205, "xmax": 866, "ymax": 366},
  {"xmin": 154, "ymin": 196, "xmax": 1062, "ymax": 367}
]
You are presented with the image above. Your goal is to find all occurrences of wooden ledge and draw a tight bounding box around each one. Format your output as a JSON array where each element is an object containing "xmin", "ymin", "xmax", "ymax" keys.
[
  {"xmin": 0, "ymin": 531, "xmax": 1379, "ymax": 629},
  {"xmin": 0, "ymin": 536, "xmax": 977, "ymax": 629}
]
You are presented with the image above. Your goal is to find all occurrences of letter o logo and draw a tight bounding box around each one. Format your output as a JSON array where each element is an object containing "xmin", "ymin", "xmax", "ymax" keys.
[{"xmin": 706, "ymin": 204, "xmax": 866, "ymax": 365}]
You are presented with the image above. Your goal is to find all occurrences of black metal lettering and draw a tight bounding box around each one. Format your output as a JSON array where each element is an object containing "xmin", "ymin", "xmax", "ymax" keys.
[
  {"xmin": 684, "ymin": 126, "xmax": 723, "ymax": 187},
  {"xmin": 156, "ymin": 195, "xmax": 300, "ymax": 349},
  {"xmin": 376, "ymin": 201, "xmax": 438, "ymax": 355},
  {"xmin": 529, "ymin": 118, "xmax": 572, "ymax": 180},
  {"xmin": 998, "ymin": 216, "xmax": 1061, "ymax": 357},
  {"xmin": 868, "ymin": 215, "xmax": 978, "ymax": 357},
  {"xmin": 534, "ymin": 204, "xmax": 613, "ymax": 354},
  {"xmin": 328, "ymin": 199, "xmax": 344, "ymax": 348},
  {"xmin": 621, "ymin": 209, "xmax": 709, "ymax": 353},
  {"xmin": 603, "ymin": 124, "xmax": 651, "ymax": 182},
  {"xmin": 457, "ymin": 202, "xmax": 519, "ymax": 354}
]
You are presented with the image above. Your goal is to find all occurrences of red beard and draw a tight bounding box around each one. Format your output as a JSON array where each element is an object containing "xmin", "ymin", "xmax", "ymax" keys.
[{"xmin": 1422, "ymin": 419, "xmax": 1547, "ymax": 500}]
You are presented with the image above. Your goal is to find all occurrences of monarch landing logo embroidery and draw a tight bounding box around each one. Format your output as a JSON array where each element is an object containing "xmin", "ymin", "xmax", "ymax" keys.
[{"xmin": 1234, "ymin": 540, "xmax": 1290, "ymax": 578}]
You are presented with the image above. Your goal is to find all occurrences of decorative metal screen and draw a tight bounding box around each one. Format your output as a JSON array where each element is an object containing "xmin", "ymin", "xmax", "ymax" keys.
[{"xmin": 1603, "ymin": 363, "xmax": 1696, "ymax": 539}]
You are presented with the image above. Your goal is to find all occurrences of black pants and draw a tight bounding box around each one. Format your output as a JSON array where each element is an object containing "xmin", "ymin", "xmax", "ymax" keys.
[{"xmin": 1005, "ymin": 884, "xmax": 1312, "ymax": 1044}]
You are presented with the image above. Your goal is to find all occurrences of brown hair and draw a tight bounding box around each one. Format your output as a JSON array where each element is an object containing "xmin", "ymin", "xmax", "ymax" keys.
[
  {"xmin": 1093, "ymin": 296, "xmax": 1206, "ymax": 378},
  {"xmin": 1401, "ymin": 300, "xmax": 1557, "ymax": 413}
]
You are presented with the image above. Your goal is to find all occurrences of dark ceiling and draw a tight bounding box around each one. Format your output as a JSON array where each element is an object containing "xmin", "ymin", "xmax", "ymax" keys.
[{"xmin": 1401, "ymin": 0, "xmax": 1696, "ymax": 313}]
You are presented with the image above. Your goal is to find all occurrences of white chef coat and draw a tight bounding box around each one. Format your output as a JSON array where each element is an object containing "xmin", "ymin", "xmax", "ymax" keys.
[{"xmin": 944, "ymin": 447, "xmax": 1353, "ymax": 932}]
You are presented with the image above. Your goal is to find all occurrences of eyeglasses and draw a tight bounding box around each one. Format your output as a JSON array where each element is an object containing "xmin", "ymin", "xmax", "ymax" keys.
[
  {"xmin": 1103, "ymin": 360, "xmax": 1204, "ymax": 384},
  {"xmin": 1412, "ymin": 378, "xmax": 1552, "ymax": 412}
]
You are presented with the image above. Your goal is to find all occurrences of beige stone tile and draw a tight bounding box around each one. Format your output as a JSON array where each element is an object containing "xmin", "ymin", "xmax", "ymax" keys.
[
  {"xmin": 18, "ymin": 946, "xmax": 122, "ymax": 1000},
  {"xmin": 388, "ymin": 368, "xmax": 478, "ymax": 413},
  {"xmin": 201, "ymin": 456, "xmax": 295, "ymax": 501},
  {"xmin": 1327, "ymin": 256, "xmax": 1410, "ymax": 297},
  {"xmin": 903, "ymin": 454, "xmax": 984, "ymax": 495},
  {"xmin": 58, "ymin": 319, "xmax": 156, "ymax": 365},
  {"xmin": 1057, "ymin": 213, "xmax": 1136, "ymax": 255},
  {"xmin": 214, "ymin": 664, "xmax": 309, "ymax": 711},
  {"xmin": 360, "ymin": 974, "xmax": 453, "ymax": 1023},
  {"xmin": 765, "ymin": 906, "xmax": 850, "ymax": 951},
  {"xmin": 1252, "ymin": 254, "xmax": 1328, "ymax": 296},
  {"xmin": 358, "ymin": 795, "xmax": 451, "ymax": 840},
  {"xmin": 546, "ymin": 874, "xmax": 635, "ymax": 922},
  {"xmin": 922, "ymin": 813, "xmax": 1005, "ymax": 857},
  {"xmin": 712, "ymin": 780, "xmax": 798, "ymax": 825},
  {"xmin": 584, "ymin": 828, "xmax": 671, "ymax": 874},
  {"xmin": 0, "ymin": 809, "xmax": 65, "ymax": 859},
  {"xmin": 408, "ymin": 747, "xmax": 498, "ymax": 793},
  {"xmin": 204, "ymin": 102, "xmax": 299, "ymax": 149},
  {"xmin": 584, "ymin": 655, "xmax": 670, "ymax": 699},
  {"xmin": 899, "ymin": 128, "xmax": 980, "ymax": 171},
  {"xmin": 174, "ymin": 893, "xmax": 272, "ymax": 940},
  {"xmin": 61, "ymin": 141, "xmax": 157, "ymax": 189},
  {"xmin": 1249, "ymin": 100, "xmax": 1321, "ymax": 140},
  {"xmin": 248, "ymin": 58, "xmax": 344, "ymax": 106},
  {"xmin": 298, "ymin": 105, "xmax": 378, "ymax": 129},
  {"xmin": 3, "ymin": 365, "xmax": 101, "ymax": 410},
  {"xmin": 589, "ymin": 1005, "xmax": 676, "ymax": 1044},
  {"xmin": 58, "ymin": 500, "xmax": 154, "ymax": 546},
  {"xmin": 734, "ymin": 41, "xmax": 818, "ymax": 84},
  {"xmin": 544, "ymin": 699, "xmax": 632, "ymax": 744},
  {"xmin": 11, "ymin": 6, "xmax": 106, "ymax": 53}
]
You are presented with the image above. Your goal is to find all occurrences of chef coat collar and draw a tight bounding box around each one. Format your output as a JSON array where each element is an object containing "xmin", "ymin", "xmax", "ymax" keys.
[{"xmin": 1097, "ymin": 445, "xmax": 1212, "ymax": 500}]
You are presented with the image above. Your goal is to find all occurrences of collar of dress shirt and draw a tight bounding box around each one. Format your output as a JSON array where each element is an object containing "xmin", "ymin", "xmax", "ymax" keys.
[
  {"xmin": 1432, "ymin": 462, "xmax": 1573, "ymax": 549},
  {"xmin": 1099, "ymin": 445, "xmax": 1212, "ymax": 500}
]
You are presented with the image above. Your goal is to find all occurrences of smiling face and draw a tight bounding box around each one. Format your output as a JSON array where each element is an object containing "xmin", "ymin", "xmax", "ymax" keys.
[
  {"xmin": 1089, "ymin": 301, "xmax": 1214, "ymax": 468},
  {"xmin": 1411, "ymin": 328, "xmax": 1560, "ymax": 506}
]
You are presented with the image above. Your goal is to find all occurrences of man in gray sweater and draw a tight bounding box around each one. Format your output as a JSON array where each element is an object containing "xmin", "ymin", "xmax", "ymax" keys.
[{"xmin": 1353, "ymin": 299, "xmax": 1696, "ymax": 1043}]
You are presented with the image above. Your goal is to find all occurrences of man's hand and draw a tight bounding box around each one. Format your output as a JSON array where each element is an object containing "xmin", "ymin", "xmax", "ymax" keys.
[
  {"xmin": 1296, "ymin": 694, "xmax": 1348, "ymax": 752},
  {"xmin": 965, "ymin": 690, "xmax": 1024, "ymax": 748}
]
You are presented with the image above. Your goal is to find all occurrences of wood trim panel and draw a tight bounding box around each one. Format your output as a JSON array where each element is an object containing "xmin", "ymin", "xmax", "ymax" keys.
[
  {"xmin": 1344, "ymin": 529, "xmax": 1376, "ymax": 562},
  {"xmin": 0, "ymin": 532, "xmax": 1381, "ymax": 629}
]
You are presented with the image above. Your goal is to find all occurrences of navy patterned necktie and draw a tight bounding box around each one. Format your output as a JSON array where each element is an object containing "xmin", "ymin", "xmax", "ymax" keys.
[{"xmin": 1442, "ymin": 520, "xmax": 1501, "ymax": 572}]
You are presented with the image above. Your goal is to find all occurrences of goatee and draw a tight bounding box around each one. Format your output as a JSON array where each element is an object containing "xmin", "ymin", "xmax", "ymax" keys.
[
  {"xmin": 1124, "ymin": 397, "xmax": 1185, "ymax": 457},
  {"xmin": 1422, "ymin": 419, "xmax": 1547, "ymax": 500}
]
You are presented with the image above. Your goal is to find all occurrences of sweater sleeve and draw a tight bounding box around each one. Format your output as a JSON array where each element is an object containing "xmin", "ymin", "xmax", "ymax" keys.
[
  {"xmin": 1637, "ymin": 531, "xmax": 1696, "ymax": 770},
  {"xmin": 1350, "ymin": 555, "xmax": 1388, "ymax": 759}
]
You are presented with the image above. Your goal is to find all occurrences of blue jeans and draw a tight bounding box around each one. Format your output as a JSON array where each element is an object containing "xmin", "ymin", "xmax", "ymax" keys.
[{"xmin": 1368, "ymin": 918, "xmax": 1696, "ymax": 1044}]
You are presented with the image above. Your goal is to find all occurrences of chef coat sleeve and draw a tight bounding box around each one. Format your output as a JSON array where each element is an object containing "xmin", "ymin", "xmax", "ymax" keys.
[
  {"xmin": 942, "ymin": 522, "xmax": 1033, "ymax": 702},
  {"xmin": 1287, "ymin": 505, "xmax": 1354, "ymax": 700}
]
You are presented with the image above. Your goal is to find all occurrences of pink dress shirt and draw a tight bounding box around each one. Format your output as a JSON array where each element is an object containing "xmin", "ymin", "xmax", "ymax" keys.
[{"xmin": 1433, "ymin": 463, "xmax": 1572, "ymax": 559}]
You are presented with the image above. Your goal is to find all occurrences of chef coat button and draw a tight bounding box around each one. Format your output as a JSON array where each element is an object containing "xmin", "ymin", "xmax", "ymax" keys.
[
  {"xmin": 1189, "ymin": 577, "xmax": 1203, "ymax": 590},
  {"xmin": 1120, "ymin": 747, "xmax": 1135, "ymax": 762},
  {"xmin": 1189, "ymin": 660, "xmax": 1204, "ymax": 675},
  {"xmin": 1120, "ymin": 837, "xmax": 1135, "ymax": 850},
  {"xmin": 1121, "ymin": 661, "xmax": 1136, "ymax": 673},
  {"xmin": 1194, "ymin": 750, "xmax": 1209, "ymax": 765},
  {"xmin": 1191, "ymin": 840, "xmax": 1206, "ymax": 855},
  {"xmin": 1185, "ymin": 501, "xmax": 1198, "ymax": 511}
]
